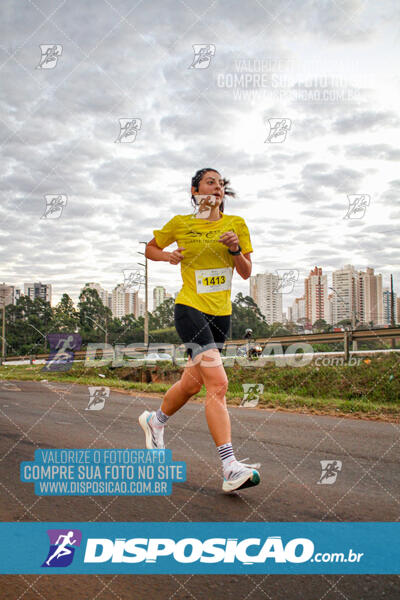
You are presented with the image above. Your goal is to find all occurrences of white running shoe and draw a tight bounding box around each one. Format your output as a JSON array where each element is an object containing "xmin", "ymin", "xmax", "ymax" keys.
[
  {"xmin": 222, "ymin": 459, "xmax": 261, "ymax": 493},
  {"xmin": 139, "ymin": 410, "xmax": 165, "ymax": 449}
]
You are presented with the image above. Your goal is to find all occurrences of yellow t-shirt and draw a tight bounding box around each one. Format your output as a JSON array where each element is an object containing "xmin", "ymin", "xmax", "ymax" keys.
[{"xmin": 153, "ymin": 212, "xmax": 253, "ymax": 315}]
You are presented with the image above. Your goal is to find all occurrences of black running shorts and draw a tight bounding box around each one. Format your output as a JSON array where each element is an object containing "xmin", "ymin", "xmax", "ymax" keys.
[{"xmin": 174, "ymin": 303, "xmax": 231, "ymax": 360}]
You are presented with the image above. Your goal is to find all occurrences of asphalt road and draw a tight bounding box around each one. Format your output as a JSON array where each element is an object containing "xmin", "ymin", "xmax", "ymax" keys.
[{"xmin": 0, "ymin": 380, "xmax": 399, "ymax": 599}]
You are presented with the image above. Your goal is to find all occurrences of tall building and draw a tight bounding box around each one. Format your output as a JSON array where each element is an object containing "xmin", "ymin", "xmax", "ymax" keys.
[
  {"xmin": 331, "ymin": 265, "xmax": 358, "ymax": 325},
  {"xmin": 111, "ymin": 284, "xmax": 138, "ymax": 318},
  {"xmin": 111, "ymin": 284, "xmax": 125, "ymax": 319},
  {"xmin": 357, "ymin": 267, "xmax": 383, "ymax": 326},
  {"xmin": 327, "ymin": 292, "xmax": 334, "ymax": 326},
  {"xmin": 0, "ymin": 283, "xmax": 14, "ymax": 306},
  {"xmin": 23, "ymin": 282, "xmax": 52, "ymax": 304},
  {"xmin": 396, "ymin": 297, "xmax": 400, "ymax": 325},
  {"xmin": 290, "ymin": 296, "xmax": 306, "ymax": 323},
  {"xmin": 138, "ymin": 298, "xmax": 145, "ymax": 318},
  {"xmin": 153, "ymin": 286, "xmax": 166, "ymax": 311},
  {"xmin": 86, "ymin": 282, "xmax": 109, "ymax": 306},
  {"xmin": 124, "ymin": 291, "xmax": 138, "ymax": 317},
  {"xmin": 250, "ymin": 273, "xmax": 282, "ymax": 324},
  {"xmin": 331, "ymin": 265, "xmax": 385, "ymax": 327},
  {"xmin": 132, "ymin": 290, "xmax": 140, "ymax": 318},
  {"xmin": 383, "ymin": 288, "xmax": 397, "ymax": 325},
  {"xmin": 304, "ymin": 266, "xmax": 328, "ymax": 325}
]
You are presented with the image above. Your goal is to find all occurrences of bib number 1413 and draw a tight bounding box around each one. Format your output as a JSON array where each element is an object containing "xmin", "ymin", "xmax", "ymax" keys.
[{"xmin": 195, "ymin": 268, "xmax": 232, "ymax": 294}]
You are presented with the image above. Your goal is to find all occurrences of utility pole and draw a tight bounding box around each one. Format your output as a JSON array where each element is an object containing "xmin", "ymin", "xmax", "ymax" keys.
[
  {"xmin": 0, "ymin": 283, "xmax": 6, "ymax": 364},
  {"xmin": 138, "ymin": 242, "xmax": 148, "ymax": 346},
  {"xmin": 390, "ymin": 274, "xmax": 396, "ymax": 349},
  {"xmin": 0, "ymin": 291, "xmax": 6, "ymax": 361}
]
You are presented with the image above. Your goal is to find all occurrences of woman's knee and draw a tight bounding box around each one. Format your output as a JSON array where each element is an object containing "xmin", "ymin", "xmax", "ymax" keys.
[
  {"xmin": 180, "ymin": 367, "xmax": 203, "ymax": 396},
  {"xmin": 201, "ymin": 366, "xmax": 228, "ymax": 397},
  {"xmin": 205, "ymin": 377, "xmax": 228, "ymax": 397}
]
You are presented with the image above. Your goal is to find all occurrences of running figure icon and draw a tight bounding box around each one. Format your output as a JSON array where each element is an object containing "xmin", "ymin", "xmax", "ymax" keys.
[
  {"xmin": 42, "ymin": 529, "xmax": 82, "ymax": 568},
  {"xmin": 45, "ymin": 531, "xmax": 77, "ymax": 566}
]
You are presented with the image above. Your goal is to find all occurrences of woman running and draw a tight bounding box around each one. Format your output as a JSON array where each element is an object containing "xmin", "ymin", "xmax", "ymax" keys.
[{"xmin": 139, "ymin": 168, "xmax": 260, "ymax": 493}]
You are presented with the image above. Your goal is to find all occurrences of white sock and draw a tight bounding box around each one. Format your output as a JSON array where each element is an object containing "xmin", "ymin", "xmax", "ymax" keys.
[{"xmin": 154, "ymin": 407, "xmax": 169, "ymax": 427}]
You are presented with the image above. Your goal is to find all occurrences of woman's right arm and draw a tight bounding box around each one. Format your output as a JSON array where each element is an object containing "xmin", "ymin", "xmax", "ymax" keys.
[
  {"xmin": 145, "ymin": 238, "xmax": 171, "ymax": 262},
  {"xmin": 145, "ymin": 238, "xmax": 185, "ymax": 265}
]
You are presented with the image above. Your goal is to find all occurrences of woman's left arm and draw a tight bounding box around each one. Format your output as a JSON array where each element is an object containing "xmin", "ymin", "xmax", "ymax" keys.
[
  {"xmin": 232, "ymin": 252, "xmax": 252, "ymax": 280},
  {"xmin": 219, "ymin": 231, "xmax": 252, "ymax": 280}
]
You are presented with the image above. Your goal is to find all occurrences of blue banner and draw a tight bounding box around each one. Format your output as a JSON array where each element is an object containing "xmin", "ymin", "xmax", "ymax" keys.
[{"xmin": 0, "ymin": 522, "xmax": 399, "ymax": 574}]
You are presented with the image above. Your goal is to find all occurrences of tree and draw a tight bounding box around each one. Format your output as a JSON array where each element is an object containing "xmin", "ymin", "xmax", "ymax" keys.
[
  {"xmin": 53, "ymin": 294, "xmax": 79, "ymax": 332},
  {"xmin": 6, "ymin": 296, "xmax": 53, "ymax": 355},
  {"xmin": 313, "ymin": 318, "xmax": 330, "ymax": 333},
  {"xmin": 149, "ymin": 297, "xmax": 175, "ymax": 330},
  {"xmin": 337, "ymin": 319, "xmax": 352, "ymax": 330},
  {"xmin": 231, "ymin": 293, "xmax": 270, "ymax": 339},
  {"xmin": 78, "ymin": 285, "xmax": 112, "ymax": 343},
  {"xmin": 116, "ymin": 314, "xmax": 144, "ymax": 344},
  {"xmin": 284, "ymin": 321, "xmax": 299, "ymax": 334},
  {"xmin": 270, "ymin": 322, "xmax": 291, "ymax": 336}
]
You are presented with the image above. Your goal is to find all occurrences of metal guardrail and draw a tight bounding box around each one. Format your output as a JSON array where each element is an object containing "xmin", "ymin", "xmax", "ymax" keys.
[{"xmin": 1, "ymin": 327, "xmax": 399, "ymax": 364}]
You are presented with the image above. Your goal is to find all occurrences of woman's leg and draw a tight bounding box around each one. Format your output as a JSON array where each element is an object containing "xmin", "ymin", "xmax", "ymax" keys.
[
  {"xmin": 195, "ymin": 348, "xmax": 230, "ymax": 446},
  {"xmin": 195, "ymin": 346, "xmax": 260, "ymax": 492},
  {"xmin": 161, "ymin": 357, "xmax": 204, "ymax": 416},
  {"xmin": 139, "ymin": 305, "xmax": 208, "ymax": 448}
]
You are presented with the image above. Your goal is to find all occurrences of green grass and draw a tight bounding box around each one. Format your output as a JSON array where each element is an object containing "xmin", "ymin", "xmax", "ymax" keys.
[{"xmin": 0, "ymin": 355, "xmax": 399, "ymax": 421}]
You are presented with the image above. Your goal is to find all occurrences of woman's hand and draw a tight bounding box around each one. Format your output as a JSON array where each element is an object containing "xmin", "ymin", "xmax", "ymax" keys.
[
  {"xmin": 168, "ymin": 247, "xmax": 185, "ymax": 265},
  {"xmin": 219, "ymin": 231, "xmax": 240, "ymax": 252}
]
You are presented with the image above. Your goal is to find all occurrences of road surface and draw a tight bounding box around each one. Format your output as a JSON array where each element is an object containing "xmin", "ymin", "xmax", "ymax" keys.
[{"xmin": 0, "ymin": 380, "xmax": 399, "ymax": 599}]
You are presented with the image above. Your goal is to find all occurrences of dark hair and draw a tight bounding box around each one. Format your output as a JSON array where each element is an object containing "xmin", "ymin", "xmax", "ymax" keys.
[{"xmin": 191, "ymin": 168, "xmax": 235, "ymax": 213}]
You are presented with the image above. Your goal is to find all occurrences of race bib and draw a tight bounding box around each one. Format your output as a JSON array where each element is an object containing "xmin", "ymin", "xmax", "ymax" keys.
[{"xmin": 195, "ymin": 267, "xmax": 232, "ymax": 294}]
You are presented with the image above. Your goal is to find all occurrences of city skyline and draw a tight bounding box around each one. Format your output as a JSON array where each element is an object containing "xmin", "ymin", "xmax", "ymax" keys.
[{"xmin": 3, "ymin": 259, "xmax": 399, "ymax": 325}]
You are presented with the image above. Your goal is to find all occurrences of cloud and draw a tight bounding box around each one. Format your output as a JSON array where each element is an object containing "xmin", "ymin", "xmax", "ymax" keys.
[
  {"xmin": 344, "ymin": 144, "xmax": 400, "ymax": 161},
  {"xmin": 332, "ymin": 111, "xmax": 399, "ymax": 134},
  {"xmin": 0, "ymin": 0, "xmax": 399, "ymax": 309}
]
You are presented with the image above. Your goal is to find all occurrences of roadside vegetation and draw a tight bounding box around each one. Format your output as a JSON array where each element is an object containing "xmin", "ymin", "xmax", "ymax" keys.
[{"xmin": 1, "ymin": 353, "xmax": 398, "ymax": 421}]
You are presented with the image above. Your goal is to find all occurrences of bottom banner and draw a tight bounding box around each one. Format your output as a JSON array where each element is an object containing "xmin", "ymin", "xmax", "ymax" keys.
[{"xmin": 0, "ymin": 522, "xmax": 398, "ymax": 574}]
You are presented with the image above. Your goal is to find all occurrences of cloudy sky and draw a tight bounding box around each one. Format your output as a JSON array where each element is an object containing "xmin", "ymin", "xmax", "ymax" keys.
[{"xmin": 1, "ymin": 0, "xmax": 399, "ymax": 312}]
